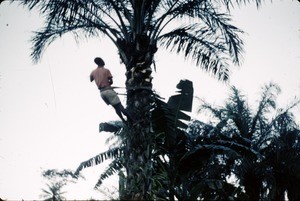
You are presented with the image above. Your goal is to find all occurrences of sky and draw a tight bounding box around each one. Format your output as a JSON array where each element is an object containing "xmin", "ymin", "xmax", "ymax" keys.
[{"xmin": 0, "ymin": 0, "xmax": 300, "ymax": 200}]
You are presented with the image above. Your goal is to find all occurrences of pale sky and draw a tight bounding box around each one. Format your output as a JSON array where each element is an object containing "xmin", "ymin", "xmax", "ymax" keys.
[{"xmin": 0, "ymin": 0, "xmax": 300, "ymax": 200}]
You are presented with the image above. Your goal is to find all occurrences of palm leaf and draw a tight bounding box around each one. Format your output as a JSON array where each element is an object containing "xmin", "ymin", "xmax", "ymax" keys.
[
  {"xmin": 159, "ymin": 24, "xmax": 230, "ymax": 80},
  {"xmin": 94, "ymin": 158, "xmax": 124, "ymax": 189},
  {"xmin": 74, "ymin": 147, "xmax": 122, "ymax": 176},
  {"xmin": 152, "ymin": 79, "xmax": 193, "ymax": 133},
  {"xmin": 99, "ymin": 121, "xmax": 124, "ymax": 133},
  {"xmin": 18, "ymin": 0, "xmax": 249, "ymax": 80},
  {"xmin": 167, "ymin": 79, "xmax": 194, "ymax": 116},
  {"xmin": 250, "ymin": 83, "xmax": 281, "ymax": 135}
]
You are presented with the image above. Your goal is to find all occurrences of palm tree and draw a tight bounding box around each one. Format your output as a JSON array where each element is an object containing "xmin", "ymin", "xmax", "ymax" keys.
[
  {"xmin": 74, "ymin": 79, "xmax": 194, "ymax": 200},
  {"xmin": 40, "ymin": 169, "xmax": 81, "ymax": 201},
  {"xmin": 191, "ymin": 83, "xmax": 300, "ymax": 200},
  {"xmin": 195, "ymin": 83, "xmax": 280, "ymax": 200},
  {"xmin": 261, "ymin": 107, "xmax": 300, "ymax": 201},
  {"xmin": 17, "ymin": 0, "xmax": 263, "ymax": 199},
  {"xmin": 40, "ymin": 182, "xmax": 66, "ymax": 201}
]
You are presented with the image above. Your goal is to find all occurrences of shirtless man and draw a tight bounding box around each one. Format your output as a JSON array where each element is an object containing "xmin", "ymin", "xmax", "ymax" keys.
[{"xmin": 90, "ymin": 57, "xmax": 133, "ymax": 123}]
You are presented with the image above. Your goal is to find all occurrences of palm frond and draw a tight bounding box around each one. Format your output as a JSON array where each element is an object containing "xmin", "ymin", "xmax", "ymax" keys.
[
  {"xmin": 200, "ymin": 10, "xmax": 244, "ymax": 66},
  {"xmin": 159, "ymin": 24, "xmax": 230, "ymax": 80},
  {"xmin": 74, "ymin": 147, "xmax": 122, "ymax": 176},
  {"xmin": 249, "ymin": 83, "xmax": 281, "ymax": 139},
  {"xmin": 167, "ymin": 79, "xmax": 194, "ymax": 121},
  {"xmin": 94, "ymin": 159, "xmax": 124, "ymax": 189},
  {"xmin": 19, "ymin": 0, "xmax": 248, "ymax": 82},
  {"xmin": 198, "ymin": 99, "xmax": 225, "ymax": 120},
  {"xmin": 220, "ymin": 0, "xmax": 264, "ymax": 10},
  {"xmin": 30, "ymin": 22, "xmax": 110, "ymax": 63},
  {"xmin": 19, "ymin": 0, "xmax": 123, "ymax": 62},
  {"xmin": 225, "ymin": 86, "xmax": 252, "ymax": 137},
  {"xmin": 255, "ymin": 83, "xmax": 281, "ymax": 115},
  {"xmin": 153, "ymin": 79, "xmax": 194, "ymax": 131},
  {"xmin": 214, "ymin": 139, "xmax": 261, "ymax": 157},
  {"xmin": 167, "ymin": 0, "xmax": 209, "ymax": 18},
  {"xmin": 156, "ymin": 0, "xmax": 244, "ymax": 80},
  {"xmin": 99, "ymin": 121, "xmax": 124, "ymax": 133}
]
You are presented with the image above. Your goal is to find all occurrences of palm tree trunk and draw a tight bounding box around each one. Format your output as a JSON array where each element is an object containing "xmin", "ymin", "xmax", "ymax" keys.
[
  {"xmin": 117, "ymin": 34, "xmax": 157, "ymax": 200},
  {"xmin": 244, "ymin": 179, "xmax": 261, "ymax": 201}
]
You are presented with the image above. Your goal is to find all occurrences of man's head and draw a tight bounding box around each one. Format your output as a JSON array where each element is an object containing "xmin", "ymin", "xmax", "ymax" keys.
[{"xmin": 94, "ymin": 57, "xmax": 105, "ymax": 67}]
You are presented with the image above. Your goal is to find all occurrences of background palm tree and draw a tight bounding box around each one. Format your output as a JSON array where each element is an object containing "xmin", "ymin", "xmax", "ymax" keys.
[
  {"xmin": 40, "ymin": 169, "xmax": 80, "ymax": 201},
  {"xmin": 261, "ymin": 109, "xmax": 300, "ymax": 201},
  {"xmin": 186, "ymin": 82, "xmax": 300, "ymax": 200},
  {"xmin": 40, "ymin": 182, "xmax": 66, "ymax": 201},
  {"xmin": 16, "ymin": 0, "xmax": 264, "ymax": 199}
]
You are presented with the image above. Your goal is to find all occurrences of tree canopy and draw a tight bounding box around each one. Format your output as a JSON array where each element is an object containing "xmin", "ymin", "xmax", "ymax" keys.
[{"xmin": 14, "ymin": 0, "xmax": 265, "ymax": 80}]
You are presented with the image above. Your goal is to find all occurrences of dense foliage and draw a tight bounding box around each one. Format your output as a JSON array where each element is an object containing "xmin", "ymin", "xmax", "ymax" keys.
[
  {"xmin": 75, "ymin": 81, "xmax": 300, "ymax": 200},
  {"xmin": 184, "ymin": 83, "xmax": 300, "ymax": 200}
]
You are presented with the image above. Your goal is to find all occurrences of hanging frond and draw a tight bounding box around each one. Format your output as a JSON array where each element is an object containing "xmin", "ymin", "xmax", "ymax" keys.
[
  {"xmin": 159, "ymin": 24, "xmax": 231, "ymax": 80},
  {"xmin": 74, "ymin": 147, "xmax": 122, "ymax": 177},
  {"xmin": 19, "ymin": 0, "xmax": 125, "ymax": 62},
  {"xmin": 214, "ymin": 139, "xmax": 261, "ymax": 157},
  {"xmin": 155, "ymin": 0, "xmax": 244, "ymax": 80},
  {"xmin": 30, "ymin": 22, "xmax": 112, "ymax": 63},
  {"xmin": 153, "ymin": 79, "xmax": 194, "ymax": 132},
  {"xmin": 94, "ymin": 159, "xmax": 124, "ymax": 189},
  {"xmin": 99, "ymin": 121, "xmax": 124, "ymax": 133}
]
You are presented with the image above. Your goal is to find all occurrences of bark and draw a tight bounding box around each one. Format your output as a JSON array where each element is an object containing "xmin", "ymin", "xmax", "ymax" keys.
[
  {"xmin": 117, "ymin": 33, "xmax": 157, "ymax": 200},
  {"xmin": 244, "ymin": 178, "xmax": 261, "ymax": 201}
]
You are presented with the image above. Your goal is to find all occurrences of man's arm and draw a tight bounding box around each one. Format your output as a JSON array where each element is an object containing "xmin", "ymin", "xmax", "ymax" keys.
[
  {"xmin": 108, "ymin": 76, "xmax": 113, "ymax": 85},
  {"xmin": 107, "ymin": 69, "xmax": 113, "ymax": 85}
]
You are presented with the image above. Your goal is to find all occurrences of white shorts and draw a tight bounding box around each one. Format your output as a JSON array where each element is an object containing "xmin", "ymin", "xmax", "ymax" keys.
[{"xmin": 100, "ymin": 89, "xmax": 121, "ymax": 106}]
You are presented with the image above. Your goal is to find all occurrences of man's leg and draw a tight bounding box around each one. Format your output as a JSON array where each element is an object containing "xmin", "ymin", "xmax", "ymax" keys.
[
  {"xmin": 113, "ymin": 103, "xmax": 135, "ymax": 123},
  {"xmin": 119, "ymin": 104, "xmax": 135, "ymax": 122},
  {"xmin": 113, "ymin": 103, "xmax": 126, "ymax": 122}
]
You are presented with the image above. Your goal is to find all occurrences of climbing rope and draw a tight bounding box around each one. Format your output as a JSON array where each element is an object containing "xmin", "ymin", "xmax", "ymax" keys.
[{"xmin": 112, "ymin": 86, "xmax": 153, "ymax": 95}]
